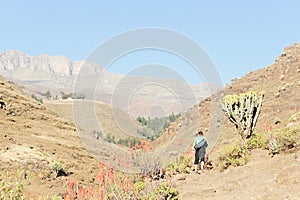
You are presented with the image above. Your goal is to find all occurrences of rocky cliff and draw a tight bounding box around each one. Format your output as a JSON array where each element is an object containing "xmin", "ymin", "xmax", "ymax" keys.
[
  {"xmin": 0, "ymin": 50, "xmax": 103, "ymax": 92},
  {"xmin": 0, "ymin": 50, "xmax": 219, "ymax": 117}
]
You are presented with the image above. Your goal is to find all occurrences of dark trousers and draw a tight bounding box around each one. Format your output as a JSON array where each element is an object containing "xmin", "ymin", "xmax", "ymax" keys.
[{"xmin": 194, "ymin": 147, "xmax": 206, "ymax": 165}]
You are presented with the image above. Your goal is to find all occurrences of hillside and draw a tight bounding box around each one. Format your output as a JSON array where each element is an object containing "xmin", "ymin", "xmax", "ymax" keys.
[
  {"xmin": 0, "ymin": 50, "xmax": 218, "ymax": 117},
  {"xmin": 0, "ymin": 43, "xmax": 299, "ymax": 199},
  {"xmin": 216, "ymin": 43, "xmax": 299, "ymax": 144},
  {"xmin": 44, "ymin": 100, "xmax": 142, "ymax": 141},
  {"xmin": 157, "ymin": 43, "xmax": 300, "ymax": 150},
  {"xmin": 0, "ymin": 75, "xmax": 100, "ymax": 197},
  {"xmin": 164, "ymin": 43, "xmax": 300, "ymax": 199}
]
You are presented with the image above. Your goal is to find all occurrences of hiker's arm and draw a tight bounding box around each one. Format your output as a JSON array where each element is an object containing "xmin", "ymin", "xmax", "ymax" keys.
[{"xmin": 192, "ymin": 141, "xmax": 195, "ymax": 151}]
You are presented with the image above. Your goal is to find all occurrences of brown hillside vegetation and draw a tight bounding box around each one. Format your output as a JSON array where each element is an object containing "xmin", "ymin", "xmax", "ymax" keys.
[
  {"xmin": 215, "ymin": 43, "xmax": 300, "ymax": 147},
  {"xmin": 167, "ymin": 43, "xmax": 300, "ymax": 199},
  {"xmin": 160, "ymin": 43, "xmax": 300, "ymax": 151},
  {"xmin": 45, "ymin": 100, "xmax": 142, "ymax": 141},
  {"xmin": 0, "ymin": 43, "xmax": 299, "ymax": 199},
  {"xmin": 0, "ymin": 75, "xmax": 100, "ymax": 197}
]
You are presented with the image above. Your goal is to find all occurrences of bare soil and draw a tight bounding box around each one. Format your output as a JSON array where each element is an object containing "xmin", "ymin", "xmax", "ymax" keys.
[{"xmin": 0, "ymin": 43, "xmax": 299, "ymax": 199}]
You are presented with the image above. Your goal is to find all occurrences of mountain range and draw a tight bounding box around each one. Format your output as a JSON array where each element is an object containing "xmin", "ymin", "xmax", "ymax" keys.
[
  {"xmin": 0, "ymin": 43, "xmax": 299, "ymax": 199},
  {"xmin": 0, "ymin": 50, "xmax": 219, "ymax": 117}
]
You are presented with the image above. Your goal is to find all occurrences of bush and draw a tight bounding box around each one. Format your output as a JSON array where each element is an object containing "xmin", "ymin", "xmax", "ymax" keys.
[
  {"xmin": 31, "ymin": 94, "xmax": 43, "ymax": 103},
  {"xmin": 41, "ymin": 90, "xmax": 52, "ymax": 100},
  {"xmin": 134, "ymin": 181, "xmax": 146, "ymax": 192},
  {"xmin": 63, "ymin": 163, "xmax": 179, "ymax": 200},
  {"xmin": 136, "ymin": 113, "xmax": 181, "ymax": 140},
  {"xmin": 289, "ymin": 112, "xmax": 300, "ymax": 123},
  {"xmin": 268, "ymin": 138, "xmax": 282, "ymax": 155},
  {"xmin": 268, "ymin": 125, "xmax": 300, "ymax": 155},
  {"xmin": 117, "ymin": 137, "xmax": 141, "ymax": 147},
  {"xmin": 216, "ymin": 143, "xmax": 249, "ymax": 171},
  {"xmin": 105, "ymin": 133, "xmax": 116, "ymax": 144},
  {"xmin": 60, "ymin": 92, "xmax": 85, "ymax": 100},
  {"xmin": 1, "ymin": 162, "xmax": 180, "ymax": 199},
  {"xmin": 155, "ymin": 182, "xmax": 179, "ymax": 200},
  {"xmin": 166, "ymin": 155, "xmax": 193, "ymax": 175},
  {"xmin": 51, "ymin": 162, "xmax": 68, "ymax": 178},
  {"xmin": 245, "ymin": 113, "xmax": 300, "ymax": 155},
  {"xmin": 246, "ymin": 133, "xmax": 268, "ymax": 150},
  {"xmin": 0, "ymin": 179, "xmax": 24, "ymax": 200}
]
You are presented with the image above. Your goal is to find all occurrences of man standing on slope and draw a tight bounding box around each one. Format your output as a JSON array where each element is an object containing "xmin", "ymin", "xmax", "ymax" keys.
[{"xmin": 193, "ymin": 130, "xmax": 208, "ymax": 172}]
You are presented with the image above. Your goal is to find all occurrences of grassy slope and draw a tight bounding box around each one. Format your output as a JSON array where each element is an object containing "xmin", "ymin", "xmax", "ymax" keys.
[
  {"xmin": 45, "ymin": 100, "xmax": 142, "ymax": 140},
  {"xmin": 168, "ymin": 43, "xmax": 300, "ymax": 199},
  {"xmin": 0, "ymin": 76, "xmax": 100, "ymax": 197}
]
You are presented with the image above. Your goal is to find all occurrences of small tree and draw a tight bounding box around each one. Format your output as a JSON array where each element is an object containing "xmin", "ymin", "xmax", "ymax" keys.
[
  {"xmin": 41, "ymin": 90, "xmax": 52, "ymax": 100},
  {"xmin": 221, "ymin": 90, "xmax": 264, "ymax": 140}
]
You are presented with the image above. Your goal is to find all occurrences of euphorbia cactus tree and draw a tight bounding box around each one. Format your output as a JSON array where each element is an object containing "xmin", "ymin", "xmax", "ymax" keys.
[{"xmin": 221, "ymin": 90, "xmax": 264, "ymax": 140}]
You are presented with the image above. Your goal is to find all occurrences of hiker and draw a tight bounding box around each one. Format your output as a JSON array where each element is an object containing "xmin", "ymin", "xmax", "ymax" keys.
[{"xmin": 193, "ymin": 130, "xmax": 208, "ymax": 171}]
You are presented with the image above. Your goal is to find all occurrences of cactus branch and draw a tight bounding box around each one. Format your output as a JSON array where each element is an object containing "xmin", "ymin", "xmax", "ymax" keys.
[{"xmin": 221, "ymin": 90, "xmax": 264, "ymax": 140}]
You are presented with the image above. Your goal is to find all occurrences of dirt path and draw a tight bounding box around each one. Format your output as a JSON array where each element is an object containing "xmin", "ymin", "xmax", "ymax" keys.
[{"xmin": 173, "ymin": 149, "xmax": 300, "ymax": 200}]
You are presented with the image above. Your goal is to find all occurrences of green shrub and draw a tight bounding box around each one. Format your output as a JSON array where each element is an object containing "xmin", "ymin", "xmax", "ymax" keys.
[
  {"xmin": 59, "ymin": 92, "xmax": 85, "ymax": 100},
  {"xmin": 0, "ymin": 179, "xmax": 24, "ymax": 200},
  {"xmin": 50, "ymin": 196, "xmax": 63, "ymax": 200},
  {"xmin": 289, "ymin": 112, "xmax": 300, "ymax": 123},
  {"xmin": 134, "ymin": 181, "xmax": 146, "ymax": 192},
  {"xmin": 246, "ymin": 133, "xmax": 268, "ymax": 150},
  {"xmin": 216, "ymin": 143, "xmax": 249, "ymax": 171},
  {"xmin": 51, "ymin": 162, "xmax": 67, "ymax": 177},
  {"xmin": 166, "ymin": 155, "xmax": 193, "ymax": 174},
  {"xmin": 136, "ymin": 113, "xmax": 181, "ymax": 140},
  {"xmin": 31, "ymin": 94, "xmax": 43, "ymax": 103},
  {"xmin": 41, "ymin": 90, "xmax": 52, "ymax": 100},
  {"xmin": 155, "ymin": 182, "xmax": 180, "ymax": 200},
  {"xmin": 246, "ymin": 112, "xmax": 300, "ymax": 154},
  {"xmin": 117, "ymin": 137, "xmax": 141, "ymax": 147},
  {"xmin": 268, "ymin": 138, "xmax": 282, "ymax": 155},
  {"xmin": 269, "ymin": 125, "xmax": 300, "ymax": 154}
]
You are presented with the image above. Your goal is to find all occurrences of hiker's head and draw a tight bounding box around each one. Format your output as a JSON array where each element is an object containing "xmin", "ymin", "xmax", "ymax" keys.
[{"xmin": 195, "ymin": 131, "xmax": 204, "ymax": 136}]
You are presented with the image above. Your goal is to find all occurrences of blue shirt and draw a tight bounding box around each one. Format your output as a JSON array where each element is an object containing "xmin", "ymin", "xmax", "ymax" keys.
[{"xmin": 194, "ymin": 136, "xmax": 208, "ymax": 148}]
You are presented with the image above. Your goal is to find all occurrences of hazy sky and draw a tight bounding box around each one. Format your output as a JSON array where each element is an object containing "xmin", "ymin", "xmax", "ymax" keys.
[{"xmin": 1, "ymin": 1, "xmax": 300, "ymax": 84}]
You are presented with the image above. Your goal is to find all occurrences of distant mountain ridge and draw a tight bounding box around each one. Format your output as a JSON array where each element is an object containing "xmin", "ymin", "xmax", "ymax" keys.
[
  {"xmin": 0, "ymin": 50, "xmax": 219, "ymax": 117},
  {"xmin": 0, "ymin": 50, "xmax": 102, "ymax": 77},
  {"xmin": 0, "ymin": 50, "xmax": 102, "ymax": 90}
]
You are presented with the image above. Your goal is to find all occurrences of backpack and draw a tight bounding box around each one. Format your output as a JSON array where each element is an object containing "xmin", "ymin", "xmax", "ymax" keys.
[{"xmin": 194, "ymin": 137, "xmax": 206, "ymax": 150}]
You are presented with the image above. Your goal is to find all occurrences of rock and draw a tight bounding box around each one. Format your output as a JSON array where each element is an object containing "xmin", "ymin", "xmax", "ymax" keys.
[
  {"xmin": 177, "ymin": 174, "xmax": 186, "ymax": 181},
  {"xmin": 274, "ymin": 118, "xmax": 281, "ymax": 124},
  {"xmin": 0, "ymin": 101, "xmax": 5, "ymax": 109},
  {"xmin": 202, "ymin": 188, "xmax": 217, "ymax": 194},
  {"xmin": 278, "ymin": 86, "xmax": 286, "ymax": 92},
  {"xmin": 280, "ymin": 52, "xmax": 287, "ymax": 57}
]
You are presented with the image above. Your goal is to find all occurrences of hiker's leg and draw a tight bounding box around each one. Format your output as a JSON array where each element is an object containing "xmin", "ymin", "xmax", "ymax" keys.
[
  {"xmin": 199, "ymin": 148, "xmax": 206, "ymax": 170},
  {"xmin": 194, "ymin": 149, "xmax": 200, "ymax": 171},
  {"xmin": 200, "ymin": 161, "xmax": 204, "ymax": 170}
]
